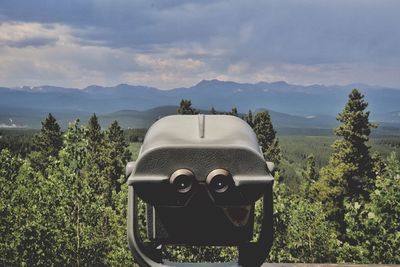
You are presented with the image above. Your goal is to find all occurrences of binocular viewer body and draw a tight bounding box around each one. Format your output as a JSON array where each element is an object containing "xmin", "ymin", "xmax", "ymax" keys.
[{"xmin": 127, "ymin": 115, "xmax": 274, "ymax": 266}]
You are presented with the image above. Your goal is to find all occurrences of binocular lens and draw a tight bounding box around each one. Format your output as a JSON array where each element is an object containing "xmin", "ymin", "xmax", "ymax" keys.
[
  {"xmin": 207, "ymin": 169, "xmax": 231, "ymax": 193},
  {"xmin": 170, "ymin": 169, "xmax": 194, "ymax": 193}
]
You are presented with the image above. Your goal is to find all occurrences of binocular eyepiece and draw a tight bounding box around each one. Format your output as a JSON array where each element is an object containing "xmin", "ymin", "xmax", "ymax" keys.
[
  {"xmin": 169, "ymin": 168, "xmax": 234, "ymax": 194},
  {"xmin": 126, "ymin": 115, "xmax": 274, "ymax": 266},
  {"xmin": 170, "ymin": 169, "xmax": 195, "ymax": 193}
]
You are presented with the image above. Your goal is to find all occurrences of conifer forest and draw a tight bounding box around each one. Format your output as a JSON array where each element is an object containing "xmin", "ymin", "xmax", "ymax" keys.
[{"xmin": 1, "ymin": 89, "xmax": 400, "ymax": 266}]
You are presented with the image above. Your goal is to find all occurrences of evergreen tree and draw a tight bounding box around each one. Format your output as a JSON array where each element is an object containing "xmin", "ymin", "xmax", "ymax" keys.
[
  {"xmin": 315, "ymin": 89, "xmax": 376, "ymax": 231},
  {"xmin": 86, "ymin": 113, "xmax": 104, "ymax": 160},
  {"xmin": 302, "ymin": 154, "xmax": 318, "ymax": 183},
  {"xmin": 253, "ymin": 111, "xmax": 281, "ymax": 167},
  {"xmin": 29, "ymin": 113, "xmax": 63, "ymax": 173},
  {"xmin": 85, "ymin": 114, "xmax": 110, "ymax": 199},
  {"xmin": 334, "ymin": 89, "xmax": 376, "ymax": 196},
  {"xmin": 301, "ymin": 154, "xmax": 318, "ymax": 197},
  {"xmin": 55, "ymin": 120, "xmax": 115, "ymax": 265},
  {"xmin": 245, "ymin": 110, "xmax": 254, "ymax": 128},
  {"xmin": 177, "ymin": 99, "xmax": 198, "ymax": 115},
  {"xmin": 1, "ymin": 118, "xmax": 133, "ymax": 265},
  {"xmin": 230, "ymin": 107, "xmax": 239, "ymax": 117},
  {"xmin": 211, "ymin": 106, "xmax": 217, "ymax": 114},
  {"xmin": 32, "ymin": 113, "xmax": 63, "ymax": 158},
  {"xmin": 371, "ymin": 151, "xmax": 386, "ymax": 178},
  {"xmin": 105, "ymin": 121, "xmax": 131, "ymax": 193}
]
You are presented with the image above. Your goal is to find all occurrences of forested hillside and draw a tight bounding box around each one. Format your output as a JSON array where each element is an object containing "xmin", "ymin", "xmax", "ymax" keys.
[{"xmin": 1, "ymin": 90, "xmax": 399, "ymax": 265}]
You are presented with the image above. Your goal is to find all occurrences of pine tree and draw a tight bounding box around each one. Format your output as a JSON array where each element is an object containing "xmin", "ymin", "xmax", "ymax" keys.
[
  {"xmin": 86, "ymin": 113, "xmax": 104, "ymax": 160},
  {"xmin": 85, "ymin": 114, "xmax": 110, "ymax": 199},
  {"xmin": 245, "ymin": 110, "xmax": 254, "ymax": 128},
  {"xmin": 253, "ymin": 111, "xmax": 281, "ymax": 167},
  {"xmin": 177, "ymin": 99, "xmax": 198, "ymax": 115},
  {"xmin": 315, "ymin": 89, "xmax": 376, "ymax": 231},
  {"xmin": 303, "ymin": 154, "xmax": 318, "ymax": 183},
  {"xmin": 211, "ymin": 106, "xmax": 217, "ymax": 114},
  {"xmin": 301, "ymin": 154, "xmax": 318, "ymax": 198},
  {"xmin": 230, "ymin": 107, "xmax": 238, "ymax": 117},
  {"xmin": 334, "ymin": 89, "xmax": 376, "ymax": 196},
  {"xmin": 29, "ymin": 113, "xmax": 63, "ymax": 173},
  {"xmin": 32, "ymin": 113, "xmax": 63, "ymax": 158},
  {"xmin": 105, "ymin": 121, "xmax": 131, "ymax": 194},
  {"xmin": 252, "ymin": 111, "xmax": 283, "ymax": 262}
]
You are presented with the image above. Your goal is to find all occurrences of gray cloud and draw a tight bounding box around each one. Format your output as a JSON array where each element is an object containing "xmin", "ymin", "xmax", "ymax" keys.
[
  {"xmin": 3, "ymin": 36, "xmax": 58, "ymax": 48},
  {"xmin": 2, "ymin": 0, "xmax": 399, "ymax": 63},
  {"xmin": 0, "ymin": 0, "xmax": 399, "ymax": 88}
]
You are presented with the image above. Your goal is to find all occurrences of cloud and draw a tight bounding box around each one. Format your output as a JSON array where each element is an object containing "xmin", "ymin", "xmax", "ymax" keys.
[
  {"xmin": 0, "ymin": 0, "xmax": 399, "ymax": 88},
  {"xmin": 5, "ymin": 36, "xmax": 58, "ymax": 48},
  {"xmin": 0, "ymin": 22, "xmax": 60, "ymax": 48},
  {"xmin": 0, "ymin": 123, "xmax": 27, "ymax": 128},
  {"xmin": 0, "ymin": 21, "xmax": 216, "ymax": 88}
]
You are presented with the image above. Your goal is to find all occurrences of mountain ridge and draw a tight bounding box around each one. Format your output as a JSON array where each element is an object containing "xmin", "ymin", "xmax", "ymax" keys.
[{"xmin": 1, "ymin": 79, "xmax": 400, "ymax": 130}]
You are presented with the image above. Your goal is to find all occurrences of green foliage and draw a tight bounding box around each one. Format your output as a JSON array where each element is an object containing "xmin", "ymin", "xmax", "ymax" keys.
[
  {"xmin": 177, "ymin": 99, "xmax": 198, "ymax": 115},
  {"xmin": 300, "ymin": 154, "xmax": 318, "ymax": 198},
  {"xmin": 32, "ymin": 113, "xmax": 63, "ymax": 158},
  {"xmin": 1, "ymin": 100, "xmax": 400, "ymax": 265},
  {"xmin": 29, "ymin": 113, "xmax": 63, "ymax": 173},
  {"xmin": 124, "ymin": 128, "xmax": 147, "ymax": 143},
  {"xmin": 333, "ymin": 89, "xmax": 376, "ymax": 196},
  {"xmin": 85, "ymin": 114, "xmax": 112, "ymax": 203},
  {"xmin": 278, "ymin": 135, "xmax": 400, "ymax": 191},
  {"xmin": 105, "ymin": 121, "xmax": 131, "ymax": 193},
  {"xmin": 315, "ymin": 89, "xmax": 377, "ymax": 229},
  {"xmin": 106, "ymin": 183, "xmax": 136, "ymax": 266},
  {"xmin": 0, "ymin": 129, "xmax": 36, "ymax": 157},
  {"xmin": 253, "ymin": 111, "xmax": 282, "ymax": 167},
  {"xmin": 86, "ymin": 113, "xmax": 105, "ymax": 161},
  {"xmin": 268, "ymin": 181, "xmax": 338, "ymax": 263},
  {"xmin": 245, "ymin": 110, "xmax": 254, "ymax": 128},
  {"xmin": 230, "ymin": 107, "xmax": 238, "ymax": 117},
  {"xmin": 302, "ymin": 154, "xmax": 318, "ymax": 183},
  {"xmin": 368, "ymin": 152, "xmax": 400, "ymax": 263},
  {"xmin": 0, "ymin": 149, "xmax": 22, "ymax": 265},
  {"xmin": 1, "ymin": 117, "xmax": 135, "ymax": 266},
  {"xmin": 339, "ymin": 152, "xmax": 400, "ymax": 263},
  {"xmin": 283, "ymin": 198, "xmax": 338, "ymax": 263},
  {"xmin": 165, "ymin": 246, "xmax": 237, "ymax": 263}
]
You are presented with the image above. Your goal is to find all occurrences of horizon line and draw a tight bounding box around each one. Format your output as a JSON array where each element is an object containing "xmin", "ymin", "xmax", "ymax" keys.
[{"xmin": 1, "ymin": 79, "xmax": 391, "ymax": 91}]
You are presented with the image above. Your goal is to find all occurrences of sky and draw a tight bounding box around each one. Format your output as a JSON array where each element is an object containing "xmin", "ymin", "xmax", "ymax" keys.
[{"xmin": 0, "ymin": 0, "xmax": 399, "ymax": 89}]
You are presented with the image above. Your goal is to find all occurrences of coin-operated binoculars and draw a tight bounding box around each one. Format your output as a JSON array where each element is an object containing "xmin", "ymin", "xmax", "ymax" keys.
[{"xmin": 126, "ymin": 115, "xmax": 274, "ymax": 267}]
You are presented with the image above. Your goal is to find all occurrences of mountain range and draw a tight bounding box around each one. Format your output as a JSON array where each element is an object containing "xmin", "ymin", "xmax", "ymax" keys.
[{"xmin": 1, "ymin": 80, "xmax": 400, "ymax": 134}]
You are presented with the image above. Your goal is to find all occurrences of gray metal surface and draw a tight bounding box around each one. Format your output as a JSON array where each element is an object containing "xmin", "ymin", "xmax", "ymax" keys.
[
  {"xmin": 141, "ymin": 114, "xmax": 260, "ymax": 152},
  {"xmin": 127, "ymin": 114, "xmax": 275, "ymax": 266},
  {"xmin": 127, "ymin": 115, "xmax": 274, "ymax": 187}
]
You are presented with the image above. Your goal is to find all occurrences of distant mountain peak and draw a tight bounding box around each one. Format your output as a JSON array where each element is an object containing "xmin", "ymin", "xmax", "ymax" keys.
[
  {"xmin": 2, "ymin": 80, "xmax": 400, "ymax": 130},
  {"xmin": 196, "ymin": 79, "xmax": 221, "ymax": 85},
  {"xmin": 270, "ymin": 81, "xmax": 289, "ymax": 86},
  {"xmin": 195, "ymin": 79, "xmax": 239, "ymax": 87}
]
